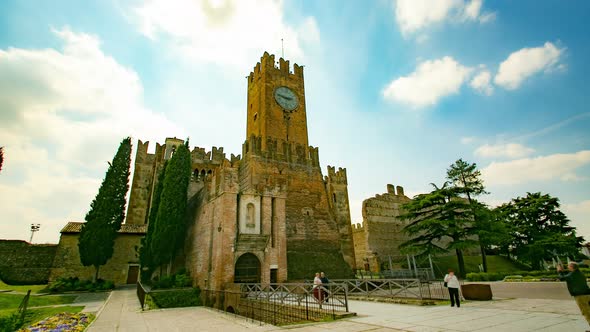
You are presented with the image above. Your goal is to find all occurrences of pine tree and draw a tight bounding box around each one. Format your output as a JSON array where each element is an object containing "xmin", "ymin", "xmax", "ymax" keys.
[
  {"xmin": 150, "ymin": 141, "xmax": 192, "ymax": 273},
  {"xmin": 139, "ymin": 160, "xmax": 167, "ymax": 281},
  {"xmin": 497, "ymin": 192, "xmax": 583, "ymax": 270},
  {"xmin": 78, "ymin": 137, "xmax": 132, "ymax": 282},
  {"xmin": 399, "ymin": 182, "xmax": 478, "ymax": 278},
  {"xmin": 446, "ymin": 159, "xmax": 490, "ymax": 271}
]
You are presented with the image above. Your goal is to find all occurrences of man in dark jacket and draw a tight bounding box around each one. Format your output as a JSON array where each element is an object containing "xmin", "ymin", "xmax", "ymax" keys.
[
  {"xmin": 320, "ymin": 272, "xmax": 329, "ymax": 303},
  {"xmin": 558, "ymin": 262, "xmax": 590, "ymax": 326}
]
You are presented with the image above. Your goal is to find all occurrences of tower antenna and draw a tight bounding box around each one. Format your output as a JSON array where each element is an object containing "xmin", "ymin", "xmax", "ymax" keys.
[{"xmin": 281, "ymin": 38, "xmax": 284, "ymax": 58}]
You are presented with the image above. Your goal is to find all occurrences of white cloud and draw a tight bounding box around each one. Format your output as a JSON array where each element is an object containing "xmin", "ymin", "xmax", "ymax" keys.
[
  {"xmin": 0, "ymin": 28, "xmax": 182, "ymax": 243},
  {"xmin": 562, "ymin": 200, "xmax": 590, "ymax": 241},
  {"xmin": 494, "ymin": 42, "xmax": 565, "ymax": 90},
  {"xmin": 394, "ymin": 0, "xmax": 494, "ymax": 36},
  {"xmin": 478, "ymin": 11, "xmax": 496, "ymax": 23},
  {"xmin": 133, "ymin": 0, "xmax": 319, "ymax": 69},
  {"xmin": 461, "ymin": 136, "xmax": 476, "ymax": 144},
  {"xmin": 482, "ymin": 150, "xmax": 590, "ymax": 186},
  {"xmin": 475, "ymin": 143, "xmax": 534, "ymax": 159},
  {"xmin": 382, "ymin": 56, "xmax": 472, "ymax": 108},
  {"xmin": 469, "ymin": 69, "xmax": 493, "ymax": 95}
]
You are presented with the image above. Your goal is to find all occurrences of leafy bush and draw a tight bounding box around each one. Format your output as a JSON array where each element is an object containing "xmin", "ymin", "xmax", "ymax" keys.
[
  {"xmin": 0, "ymin": 313, "xmax": 21, "ymax": 332},
  {"xmin": 149, "ymin": 287, "xmax": 201, "ymax": 308},
  {"xmin": 151, "ymin": 272, "xmax": 192, "ymax": 290},
  {"xmin": 48, "ymin": 277, "xmax": 114, "ymax": 293},
  {"xmin": 466, "ymin": 272, "xmax": 506, "ymax": 281}
]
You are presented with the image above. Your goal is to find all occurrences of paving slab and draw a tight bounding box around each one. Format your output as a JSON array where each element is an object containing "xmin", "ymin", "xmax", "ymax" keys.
[{"xmin": 87, "ymin": 288, "xmax": 590, "ymax": 331}]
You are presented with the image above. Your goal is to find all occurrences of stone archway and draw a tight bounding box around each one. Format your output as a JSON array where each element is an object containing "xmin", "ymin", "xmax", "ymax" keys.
[{"xmin": 234, "ymin": 253, "xmax": 261, "ymax": 283}]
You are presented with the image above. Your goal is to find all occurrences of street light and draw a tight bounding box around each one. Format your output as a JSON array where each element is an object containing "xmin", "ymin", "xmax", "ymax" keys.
[{"xmin": 30, "ymin": 223, "xmax": 40, "ymax": 243}]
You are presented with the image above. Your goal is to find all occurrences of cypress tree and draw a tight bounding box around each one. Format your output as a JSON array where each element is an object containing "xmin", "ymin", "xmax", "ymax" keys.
[
  {"xmin": 150, "ymin": 141, "xmax": 192, "ymax": 273},
  {"xmin": 139, "ymin": 160, "xmax": 167, "ymax": 281},
  {"xmin": 78, "ymin": 137, "xmax": 132, "ymax": 282}
]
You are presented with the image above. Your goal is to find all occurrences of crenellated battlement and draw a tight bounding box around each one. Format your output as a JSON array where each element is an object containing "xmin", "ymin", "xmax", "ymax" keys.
[
  {"xmin": 241, "ymin": 135, "xmax": 319, "ymax": 167},
  {"xmin": 352, "ymin": 223, "xmax": 365, "ymax": 233},
  {"xmin": 326, "ymin": 166, "xmax": 348, "ymax": 185},
  {"xmin": 191, "ymin": 146, "xmax": 227, "ymax": 164},
  {"xmin": 135, "ymin": 138, "xmax": 239, "ymax": 172},
  {"xmin": 248, "ymin": 52, "xmax": 304, "ymax": 85},
  {"xmin": 133, "ymin": 140, "xmax": 164, "ymax": 164},
  {"xmin": 385, "ymin": 184, "xmax": 405, "ymax": 197}
]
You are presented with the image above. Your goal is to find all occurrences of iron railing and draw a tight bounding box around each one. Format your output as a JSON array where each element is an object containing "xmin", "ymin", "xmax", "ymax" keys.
[
  {"xmin": 17, "ymin": 290, "xmax": 31, "ymax": 326},
  {"xmin": 332, "ymin": 279, "xmax": 461, "ymax": 300},
  {"xmin": 136, "ymin": 282, "xmax": 149, "ymax": 310},
  {"xmin": 201, "ymin": 282, "xmax": 350, "ymax": 325}
]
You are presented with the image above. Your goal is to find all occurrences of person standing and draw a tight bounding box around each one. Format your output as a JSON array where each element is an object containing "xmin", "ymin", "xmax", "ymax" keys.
[
  {"xmin": 320, "ymin": 272, "xmax": 330, "ymax": 302},
  {"xmin": 558, "ymin": 262, "xmax": 590, "ymax": 325},
  {"xmin": 444, "ymin": 269, "xmax": 460, "ymax": 308},
  {"xmin": 313, "ymin": 272, "xmax": 323, "ymax": 302}
]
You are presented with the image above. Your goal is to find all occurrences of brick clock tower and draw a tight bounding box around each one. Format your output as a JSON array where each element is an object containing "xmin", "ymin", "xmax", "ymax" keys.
[
  {"xmin": 246, "ymin": 53, "xmax": 308, "ymax": 148},
  {"xmin": 241, "ymin": 52, "xmax": 356, "ymax": 279}
]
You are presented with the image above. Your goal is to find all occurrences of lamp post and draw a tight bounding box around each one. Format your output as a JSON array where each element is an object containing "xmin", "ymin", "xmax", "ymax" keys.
[{"xmin": 30, "ymin": 223, "xmax": 40, "ymax": 243}]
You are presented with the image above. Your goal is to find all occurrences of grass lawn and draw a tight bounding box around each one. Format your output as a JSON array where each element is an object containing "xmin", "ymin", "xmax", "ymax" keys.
[
  {"xmin": 0, "ymin": 280, "xmax": 48, "ymax": 294},
  {"xmin": 432, "ymin": 255, "xmax": 529, "ymax": 277},
  {"xmin": 0, "ymin": 293, "xmax": 77, "ymax": 311}
]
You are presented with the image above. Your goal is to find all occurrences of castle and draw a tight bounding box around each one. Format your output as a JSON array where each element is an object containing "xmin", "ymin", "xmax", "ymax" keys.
[
  {"xmin": 82, "ymin": 52, "xmax": 353, "ymax": 288},
  {"xmin": 44, "ymin": 52, "xmax": 414, "ymax": 287}
]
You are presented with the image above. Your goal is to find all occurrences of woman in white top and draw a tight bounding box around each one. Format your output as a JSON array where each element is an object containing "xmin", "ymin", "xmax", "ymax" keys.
[
  {"xmin": 313, "ymin": 272, "xmax": 323, "ymax": 302},
  {"xmin": 444, "ymin": 269, "xmax": 461, "ymax": 307}
]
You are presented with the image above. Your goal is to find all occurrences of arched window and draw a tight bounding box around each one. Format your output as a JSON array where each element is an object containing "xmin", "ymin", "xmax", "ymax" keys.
[{"xmin": 234, "ymin": 253, "xmax": 260, "ymax": 283}]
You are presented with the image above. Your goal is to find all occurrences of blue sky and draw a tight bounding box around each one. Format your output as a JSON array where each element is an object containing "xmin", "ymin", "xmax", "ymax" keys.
[{"xmin": 0, "ymin": 0, "xmax": 589, "ymax": 244}]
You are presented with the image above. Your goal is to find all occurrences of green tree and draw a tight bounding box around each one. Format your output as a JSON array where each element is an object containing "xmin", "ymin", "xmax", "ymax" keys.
[
  {"xmin": 497, "ymin": 192, "xmax": 583, "ymax": 270},
  {"xmin": 475, "ymin": 203, "xmax": 513, "ymax": 254},
  {"xmin": 150, "ymin": 141, "xmax": 192, "ymax": 274},
  {"xmin": 139, "ymin": 160, "xmax": 167, "ymax": 281},
  {"xmin": 78, "ymin": 137, "xmax": 132, "ymax": 281},
  {"xmin": 400, "ymin": 182, "xmax": 478, "ymax": 278},
  {"xmin": 446, "ymin": 159, "xmax": 490, "ymax": 271}
]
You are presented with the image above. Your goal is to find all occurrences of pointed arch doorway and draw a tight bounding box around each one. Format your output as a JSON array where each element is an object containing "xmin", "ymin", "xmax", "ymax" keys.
[{"xmin": 234, "ymin": 253, "xmax": 261, "ymax": 283}]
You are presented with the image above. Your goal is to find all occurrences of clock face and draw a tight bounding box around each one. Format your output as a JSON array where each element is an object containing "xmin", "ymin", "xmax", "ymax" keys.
[{"xmin": 274, "ymin": 86, "xmax": 299, "ymax": 111}]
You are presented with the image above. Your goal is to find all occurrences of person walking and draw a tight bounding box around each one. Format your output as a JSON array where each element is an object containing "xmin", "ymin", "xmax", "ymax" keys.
[
  {"xmin": 313, "ymin": 272, "xmax": 323, "ymax": 302},
  {"xmin": 444, "ymin": 269, "xmax": 460, "ymax": 308},
  {"xmin": 558, "ymin": 262, "xmax": 590, "ymax": 326},
  {"xmin": 320, "ymin": 272, "xmax": 330, "ymax": 303}
]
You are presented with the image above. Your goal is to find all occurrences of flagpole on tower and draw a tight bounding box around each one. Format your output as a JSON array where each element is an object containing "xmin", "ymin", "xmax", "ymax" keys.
[{"xmin": 281, "ymin": 38, "xmax": 284, "ymax": 58}]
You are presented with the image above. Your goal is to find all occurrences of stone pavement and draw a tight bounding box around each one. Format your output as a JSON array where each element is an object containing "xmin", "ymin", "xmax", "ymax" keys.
[
  {"xmin": 86, "ymin": 287, "xmax": 590, "ymax": 332},
  {"xmin": 74, "ymin": 292, "xmax": 111, "ymax": 313}
]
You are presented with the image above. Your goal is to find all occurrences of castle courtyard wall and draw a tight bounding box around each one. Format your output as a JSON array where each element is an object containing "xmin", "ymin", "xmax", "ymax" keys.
[{"xmin": 49, "ymin": 233, "xmax": 143, "ymax": 285}]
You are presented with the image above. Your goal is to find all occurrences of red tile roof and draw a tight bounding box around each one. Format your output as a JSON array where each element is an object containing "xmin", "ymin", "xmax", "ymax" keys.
[{"xmin": 60, "ymin": 222, "xmax": 147, "ymax": 234}]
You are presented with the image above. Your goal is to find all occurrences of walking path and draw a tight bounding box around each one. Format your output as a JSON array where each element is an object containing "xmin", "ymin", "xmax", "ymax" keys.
[{"xmin": 86, "ymin": 286, "xmax": 590, "ymax": 331}]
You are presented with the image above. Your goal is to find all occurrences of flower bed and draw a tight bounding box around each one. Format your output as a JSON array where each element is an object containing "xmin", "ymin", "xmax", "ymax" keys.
[{"xmin": 19, "ymin": 312, "xmax": 92, "ymax": 332}]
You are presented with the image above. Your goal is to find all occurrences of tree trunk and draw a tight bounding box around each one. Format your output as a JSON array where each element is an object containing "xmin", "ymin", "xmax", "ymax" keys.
[
  {"xmin": 480, "ymin": 244, "xmax": 488, "ymax": 272},
  {"xmin": 456, "ymin": 249, "xmax": 466, "ymax": 278},
  {"xmin": 93, "ymin": 265, "xmax": 100, "ymax": 283}
]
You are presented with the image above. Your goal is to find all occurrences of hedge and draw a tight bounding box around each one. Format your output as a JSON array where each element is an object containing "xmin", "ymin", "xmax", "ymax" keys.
[
  {"xmin": 48, "ymin": 277, "xmax": 114, "ymax": 293},
  {"xmin": 466, "ymin": 268, "xmax": 590, "ymax": 281},
  {"xmin": 149, "ymin": 287, "xmax": 201, "ymax": 308}
]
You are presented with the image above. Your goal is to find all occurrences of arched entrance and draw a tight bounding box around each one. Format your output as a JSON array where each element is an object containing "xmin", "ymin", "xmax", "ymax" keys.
[{"xmin": 234, "ymin": 253, "xmax": 261, "ymax": 283}]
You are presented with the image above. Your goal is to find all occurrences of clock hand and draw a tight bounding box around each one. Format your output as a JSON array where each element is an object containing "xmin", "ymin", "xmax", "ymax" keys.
[{"xmin": 278, "ymin": 94, "xmax": 293, "ymax": 100}]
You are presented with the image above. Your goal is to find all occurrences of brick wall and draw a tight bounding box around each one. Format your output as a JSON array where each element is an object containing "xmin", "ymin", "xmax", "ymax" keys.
[{"xmin": 0, "ymin": 240, "xmax": 57, "ymax": 284}]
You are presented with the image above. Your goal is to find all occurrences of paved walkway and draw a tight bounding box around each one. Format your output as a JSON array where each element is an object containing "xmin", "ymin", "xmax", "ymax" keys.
[{"xmin": 86, "ymin": 287, "xmax": 590, "ymax": 331}]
